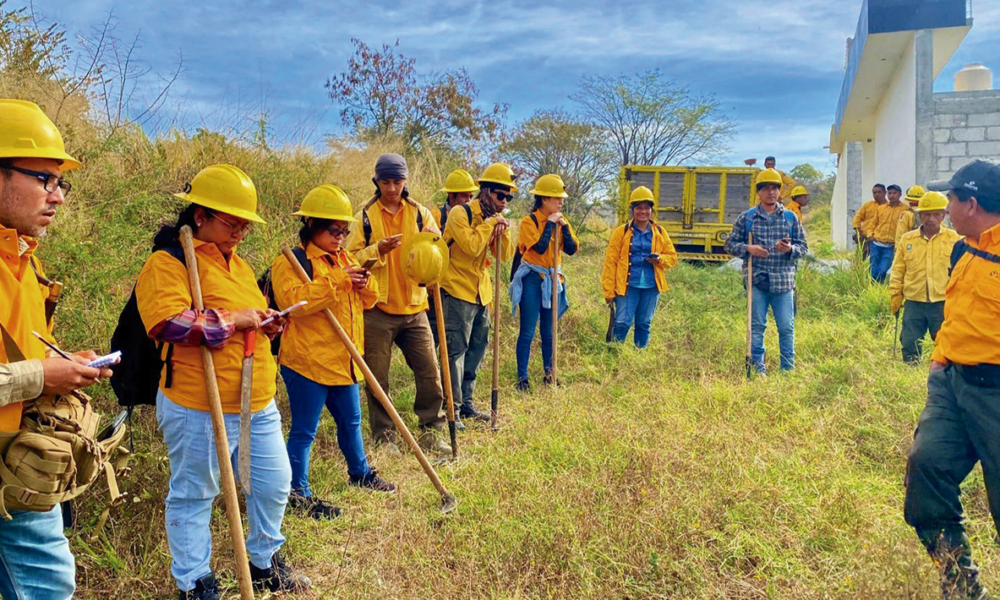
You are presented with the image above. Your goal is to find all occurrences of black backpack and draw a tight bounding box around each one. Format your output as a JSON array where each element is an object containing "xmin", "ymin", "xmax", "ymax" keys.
[
  {"xmin": 109, "ymin": 245, "xmax": 185, "ymax": 408},
  {"xmin": 950, "ymin": 239, "xmax": 1000, "ymax": 274},
  {"xmin": 257, "ymin": 246, "xmax": 312, "ymax": 355}
]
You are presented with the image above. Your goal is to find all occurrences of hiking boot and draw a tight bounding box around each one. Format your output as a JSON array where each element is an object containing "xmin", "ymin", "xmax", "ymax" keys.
[
  {"xmin": 249, "ymin": 552, "xmax": 311, "ymax": 594},
  {"xmin": 460, "ymin": 407, "xmax": 491, "ymax": 423},
  {"xmin": 374, "ymin": 437, "xmax": 402, "ymax": 457},
  {"xmin": 920, "ymin": 528, "xmax": 992, "ymax": 600},
  {"xmin": 350, "ymin": 469, "xmax": 397, "ymax": 493},
  {"xmin": 515, "ymin": 378, "xmax": 531, "ymax": 392},
  {"xmin": 288, "ymin": 492, "xmax": 342, "ymax": 520},
  {"xmin": 179, "ymin": 574, "xmax": 220, "ymax": 600},
  {"xmin": 418, "ymin": 429, "xmax": 453, "ymax": 457}
]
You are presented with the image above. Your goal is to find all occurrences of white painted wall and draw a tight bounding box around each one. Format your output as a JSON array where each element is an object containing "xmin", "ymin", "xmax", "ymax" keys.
[
  {"xmin": 831, "ymin": 152, "xmax": 849, "ymax": 248},
  {"xmin": 873, "ymin": 37, "xmax": 917, "ymax": 189}
]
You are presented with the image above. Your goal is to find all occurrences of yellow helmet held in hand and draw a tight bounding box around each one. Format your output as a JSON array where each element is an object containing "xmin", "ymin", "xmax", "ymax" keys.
[
  {"xmin": 915, "ymin": 191, "xmax": 948, "ymax": 212},
  {"xmin": 755, "ymin": 168, "xmax": 783, "ymax": 190},
  {"xmin": 174, "ymin": 164, "xmax": 265, "ymax": 224},
  {"xmin": 442, "ymin": 169, "xmax": 479, "ymax": 194},
  {"xmin": 529, "ymin": 174, "xmax": 569, "ymax": 198},
  {"xmin": 905, "ymin": 185, "xmax": 926, "ymax": 204},
  {"xmin": 629, "ymin": 186, "xmax": 655, "ymax": 206},
  {"xmin": 0, "ymin": 100, "xmax": 81, "ymax": 170},
  {"xmin": 477, "ymin": 162, "xmax": 518, "ymax": 193},
  {"xmin": 293, "ymin": 184, "xmax": 356, "ymax": 222},
  {"xmin": 401, "ymin": 232, "xmax": 450, "ymax": 286},
  {"xmin": 790, "ymin": 185, "xmax": 808, "ymax": 199}
]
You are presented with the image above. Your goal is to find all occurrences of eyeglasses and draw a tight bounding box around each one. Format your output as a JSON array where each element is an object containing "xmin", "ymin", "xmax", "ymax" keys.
[
  {"xmin": 212, "ymin": 213, "xmax": 253, "ymax": 236},
  {"xmin": 2, "ymin": 165, "xmax": 72, "ymax": 195},
  {"xmin": 492, "ymin": 190, "xmax": 514, "ymax": 202},
  {"xmin": 325, "ymin": 225, "xmax": 351, "ymax": 237}
]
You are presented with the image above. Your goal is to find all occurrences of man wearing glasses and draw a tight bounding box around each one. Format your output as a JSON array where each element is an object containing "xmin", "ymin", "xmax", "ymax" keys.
[
  {"xmin": 438, "ymin": 163, "xmax": 515, "ymax": 426},
  {"xmin": 0, "ymin": 99, "xmax": 113, "ymax": 599},
  {"xmin": 904, "ymin": 159, "xmax": 1000, "ymax": 600},
  {"xmin": 344, "ymin": 154, "xmax": 451, "ymax": 457}
]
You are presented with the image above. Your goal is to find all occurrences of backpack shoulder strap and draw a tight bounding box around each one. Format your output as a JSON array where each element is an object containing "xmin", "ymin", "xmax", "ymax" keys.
[
  {"xmin": 156, "ymin": 245, "xmax": 187, "ymax": 266},
  {"xmin": 529, "ymin": 212, "xmax": 539, "ymax": 227},
  {"xmin": 439, "ymin": 205, "xmax": 449, "ymax": 231},
  {"xmin": 291, "ymin": 246, "xmax": 313, "ymax": 280},
  {"xmin": 416, "ymin": 206, "xmax": 424, "ymax": 232},
  {"xmin": 363, "ymin": 210, "xmax": 372, "ymax": 247}
]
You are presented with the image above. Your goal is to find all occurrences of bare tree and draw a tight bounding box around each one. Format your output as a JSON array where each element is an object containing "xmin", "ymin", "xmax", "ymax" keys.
[
  {"xmin": 571, "ymin": 69, "xmax": 736, "ymax": 167},
  {"xmin": 500, "ymin": 108, "xmax": 615, "ymax": 223}
]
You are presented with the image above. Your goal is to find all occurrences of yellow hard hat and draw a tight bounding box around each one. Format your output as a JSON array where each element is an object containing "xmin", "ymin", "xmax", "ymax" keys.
[
  {"xmin": 629, "ymin": 186, "xmax": 655, "ymax": 206},
  {"xmin": 477, "ymin": 162, "xmax": 518, "ymax": 193},
  {"xmin": 790, "ymin": 185, "xmax": 808, "ymax": 199},
  {"xmin": 0, "ymin": 100, "xmax": 81, "ymax": 171},
  {"xmin": 915, "ymin": 191, "xmax": 948, "ymax": 212},
  {"xmin": 293, "ymin": 184, "xmax": 356, "ymax": 222},
  {"xmin": 905, "ymin": 184, "xmax": 926, "ymax": 203},
  {"xmin": 755, "ymin": 168, "xmax": 783, "ymax": 189},
  {"xmin": 529, "ymin": 174, "xmax": 569, "ymax": 198},
  {"xmin": 400, "ymin": 232, "xmax": 449, "ymax": 286},
  {"xmin": 442, "ymin": 169, "xmax": 479, "ymax": 194},
  {"xmin": 174, "ymin": 164, "xmax": 265, "ymax": 224}
]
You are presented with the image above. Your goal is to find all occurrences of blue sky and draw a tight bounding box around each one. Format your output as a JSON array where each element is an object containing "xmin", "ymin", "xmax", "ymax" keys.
[{"xmin": 23, "ymin": 0, "xmax": 1000, "ymax": 175}]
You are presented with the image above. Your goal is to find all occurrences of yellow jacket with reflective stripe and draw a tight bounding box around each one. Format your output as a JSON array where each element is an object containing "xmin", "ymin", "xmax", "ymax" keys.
[
  {"xmin": 601, "ymin": 221, "xmax": 679, "ymax": 300},
  {"xmin": 0, "ymin": 229, "xmax": 50, "ymax": 431},
  {"xmin": 440, "ymin": 200, "xmax": 514, "ymax": 305},
  {"xmin": 888, "ymin": 227, "xmax": 960, "ymax": 306},
  {"xmin": 136, "ymin": 239, "xmax": 277, "ymax": 414},
  {"xmin": 272, "ymin": 243, "xmax": 377, "ymax": 386},
  {"xmin": 872, "ymin": 202, "xmax": 911, "ymax": 244},
  {"xmin": 344, "ymin": 197, "xmax": 439, "ymax": 308},
  {"xmin": 933, "ymin": 221, "xmax": 1000, "ymax": 365}
]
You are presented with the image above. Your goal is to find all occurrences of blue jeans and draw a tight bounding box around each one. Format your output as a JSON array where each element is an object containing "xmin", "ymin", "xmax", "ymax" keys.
[
  {"xmin": 0, "ymin": 505, "xmax": 74, "ymax": 599},
  {"xmin": 156, "ymin": 391, "xmax": 291, "ymax": 592},
  {"xmin": 516, "ymin": 272, "xmax": 553, "ymax": 380},
  {"xmin": 281, "ymin": 366, "xmax": 371, "ymax": 490},
  {"xmin": 870, "ymin": 243, "xmax": 895, "ymax": 283},
  {"xmin": 750, "ymin": 286, "xmax": 795, "ymax": 372},
  {"xmin": 613, "ymin": 286, "xmax": 660, "ymax": 348}
]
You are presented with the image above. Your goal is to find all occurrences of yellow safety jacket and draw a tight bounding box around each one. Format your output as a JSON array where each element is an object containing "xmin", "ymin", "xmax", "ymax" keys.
[
  {"xmin": 516, "ymin": 210, "xmax": 580, "ymax": 269},
  {"xmin": 872, "ymin": 202, "xmax": 910, "ymax": 244},
  {"xmin": 933, "ymin": 222, "xmax": 1000, "ymax": 365},
  {"xmin": 895, "ymin": 210, "xmax": 919, "ymax": 246},
  {"xmin": 785, "ymin": 200, "xmax": 802, "ymax": 221},
  {"xmin": 778, "ymin": 170, "xmax": 798, "ymax": 200},
  {"xmin": 888, "ymin": 227, "xmax": 960, "ymax": 307},
  {"xmin": 272, "ymin": 243, "xmax": 378, "ymax": 386},
  {"xmin": 601, "ymin": 221, "xmax": 679, "ymax": 299},
  {"xmin": 853, "ymin": 200, "xmax": 883, "ymax": 238},
  {"xmin": 0, "ymin": 229, "xmax": 51, "ymax": 431},
  {"xmin": 440, "ymin": 200, "xmax": 514, "ymax": 305},
  {"xmin": 344, "ymin": 197, "xmax": 438, "ymax": 313},
  {"xmin": 136, "ymin": 239, "xmax": 277, "ymax": 414}
]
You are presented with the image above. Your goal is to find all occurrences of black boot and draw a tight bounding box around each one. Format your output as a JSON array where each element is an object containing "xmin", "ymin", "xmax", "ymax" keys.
[
  {"xmin": 249, "ymin": 552, "xmax": 311, "ymax": 593},
  {"xmin": 178, "ymin": 573, "xmax": 219, "ymax": 600},
  {"xmin": 288, "ymin": 492, "xmax": 342, "ymax": 520},
  {"xmin": 919, "ymin": 528, "xmax": 992, "ymax": 600}
]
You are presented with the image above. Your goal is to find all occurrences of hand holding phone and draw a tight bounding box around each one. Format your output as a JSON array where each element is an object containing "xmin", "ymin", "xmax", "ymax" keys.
[
  {"xmin": 361, "ymin": 257, "xmax": 378, "ymax": 271},
  {"xmin": 261, "ymin": 300, "xmax": 308, "ymax": 326}
]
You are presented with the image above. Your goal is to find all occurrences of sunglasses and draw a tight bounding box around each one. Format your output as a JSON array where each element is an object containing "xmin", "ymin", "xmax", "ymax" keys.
[
  {"xmin": 492, "ymin": 190, "xmax": 514, "ymax": 202},
  {"xmin": 2, "ymin": 165, "xmax": 72, "ymax": 195},
  {"xmin": 325, "ymin": 225, "xmax": 351, "ymax": 237}
]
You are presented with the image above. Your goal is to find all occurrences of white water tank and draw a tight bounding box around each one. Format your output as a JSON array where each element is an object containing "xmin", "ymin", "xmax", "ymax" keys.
[{"xmin": 955, "ymin": 63, "xmax": 993, "ymax": 92}]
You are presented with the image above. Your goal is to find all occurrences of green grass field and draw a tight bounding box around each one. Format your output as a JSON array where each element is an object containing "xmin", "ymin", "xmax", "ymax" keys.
[{"xmin": 44, "ymin": 194, "xmax": 998, "ymax": 598}]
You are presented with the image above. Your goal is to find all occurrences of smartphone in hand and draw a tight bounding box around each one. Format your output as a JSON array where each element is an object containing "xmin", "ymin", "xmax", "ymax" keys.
[{"xmin": 361, "ymin": 257, "xmax": 378, "ymax": 270}]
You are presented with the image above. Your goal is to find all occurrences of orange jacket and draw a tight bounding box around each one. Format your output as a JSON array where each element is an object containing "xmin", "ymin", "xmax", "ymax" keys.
[
  {"xmin": 601, "ymin": 221, "xmax": 679, "ymax": 299},
  {"xmin": 272, "ymin": 243, "xmax": 378, "ymax": 386}
]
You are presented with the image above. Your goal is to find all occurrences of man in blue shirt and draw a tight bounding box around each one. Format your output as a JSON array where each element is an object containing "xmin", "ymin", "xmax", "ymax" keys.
[{"xmin": 725, "ymin": 168, "xmax": 808, "ymax": 374}]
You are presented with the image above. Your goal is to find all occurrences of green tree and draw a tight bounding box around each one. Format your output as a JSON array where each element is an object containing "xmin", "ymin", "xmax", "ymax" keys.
[
  {"xmin": 499, "ymin": 109, "xmax": 615, "ymax": 223},
  {"xmin": 790, "ymin": 163, "xmax": 825, "ymax": 184},
  {"xmin": 570, "ymin": 69, "xmax": 736, "ymax": 167},
  {"xmin": 326, "ymin": 39, "xmax": 507, "ymax": 152}
]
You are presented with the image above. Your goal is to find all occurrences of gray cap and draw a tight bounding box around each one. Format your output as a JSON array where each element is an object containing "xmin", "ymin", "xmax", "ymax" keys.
[
  {"xmin": 927, "ymin": 159, "xmax": 1000, "ymax": 204},
  {"xmin": 374, "ymin": 153, "xmax": 409, "ymax": 181}
]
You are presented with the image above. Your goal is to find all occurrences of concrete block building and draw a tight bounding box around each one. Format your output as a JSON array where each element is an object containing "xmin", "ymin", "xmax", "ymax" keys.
[{"xmin": 829, "ymin": 0, "xmax": 1000, "ymax": 249}]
